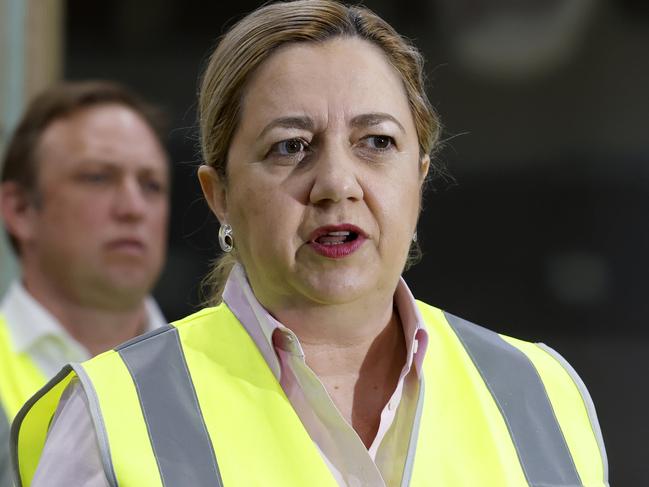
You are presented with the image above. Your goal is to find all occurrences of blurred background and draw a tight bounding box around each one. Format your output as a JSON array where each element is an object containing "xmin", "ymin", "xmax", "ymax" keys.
[{"xmin": 1, "ymin": 0, "xmax": 647, "ymax": 483}]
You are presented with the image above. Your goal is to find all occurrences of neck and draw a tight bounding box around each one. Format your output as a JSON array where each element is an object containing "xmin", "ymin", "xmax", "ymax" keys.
[
  {"xmin": 289, "ymin": 301, "xmax": 404, "ymax": 381},
  {"xmin": 272, "ymin": 286, "xmax": 398, "ymax": 348},
  {"xmin": 269, "ymin": 290, "xmax": 406, "ymax": 447},
  {"xmin": 21, "ymin": 274, "xmax": 148, "ymax": 357}
]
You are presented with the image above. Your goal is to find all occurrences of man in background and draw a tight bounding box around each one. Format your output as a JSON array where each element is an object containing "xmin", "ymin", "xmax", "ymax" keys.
[{"xmin": 0, "ymin": 81, "xmax": 169, "ymax": 485}]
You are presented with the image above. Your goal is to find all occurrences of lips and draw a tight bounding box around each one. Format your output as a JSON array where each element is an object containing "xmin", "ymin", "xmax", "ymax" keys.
[
  {"xmin": 106, "ymin": 238, "xmax": 146, "ymax": 256},
  {"xmin": 307, "ymin": 224, "xmax": 367, "ymax": 258}
]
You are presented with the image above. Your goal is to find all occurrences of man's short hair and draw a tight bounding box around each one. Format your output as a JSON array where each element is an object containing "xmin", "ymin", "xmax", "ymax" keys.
[{"xmin": 1, "ymin": 80, "xmax": 167, "ymax": 253}]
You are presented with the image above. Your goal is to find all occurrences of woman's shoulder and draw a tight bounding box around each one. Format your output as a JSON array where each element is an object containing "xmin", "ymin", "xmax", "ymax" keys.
[
  {"xmin": 85, "ymin": 305, "xmax": 233, "ymax": 364},
  {"xmin": 415, "ymin": 300, "xmax": 608, "ymax": 482},
  {"xmin": 172, "ymin": 305, "xmax": 225, "ymax": 327},
  {"xmin": 414, "ymin": 299, "xmax": 598, "ymax": 418},
  {"xmin": 170, "ymin": 303, "xmax": 238, "ymax": 331}
]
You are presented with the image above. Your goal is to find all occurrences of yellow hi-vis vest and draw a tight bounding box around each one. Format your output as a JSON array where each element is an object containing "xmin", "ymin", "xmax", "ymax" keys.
[
  {"xmin": 0, "ymin": 315, "xmax": 47, "ymax": 421},
  {"xmin": 12, "ymin": 302, "xmax": 608, "ymax": 487},
  {"xmin": 0, "ymin": 314, "xmax": 47, "ymax": 487}
]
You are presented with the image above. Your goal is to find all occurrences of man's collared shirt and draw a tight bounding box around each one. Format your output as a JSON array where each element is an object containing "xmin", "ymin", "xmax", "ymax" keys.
[
  {"xmin": 1, "ymin": 280, "xmax": 166, "ymax": 487},
  {"xmin": 0, "ymin": 281, "xmax": 166, "ymax": 378}
]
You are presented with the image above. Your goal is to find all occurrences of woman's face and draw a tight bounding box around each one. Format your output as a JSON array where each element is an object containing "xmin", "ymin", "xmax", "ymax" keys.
[{"xmin": 201, "ymin": 37, "xmax": 429, "ymax": 311}]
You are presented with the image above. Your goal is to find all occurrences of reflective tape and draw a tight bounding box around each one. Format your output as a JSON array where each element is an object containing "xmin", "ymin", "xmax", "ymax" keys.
[
  {"xmin": 445, "ymin": 312, "xmax": 581, "ymax": 486},
  {"xmin": 72, "ymin": 367, "xmax": 118, "ymax": 487},
  {"xmin": 537, "ymin": 343, "xmax": 609, "ymax": 483},
  {"xmin": 117, "ymin": 326, "xmax": 223, "ymax": 487},
  {"xmin": 399, "ymin": 378, "xmax": 424, "ymax": 487}
]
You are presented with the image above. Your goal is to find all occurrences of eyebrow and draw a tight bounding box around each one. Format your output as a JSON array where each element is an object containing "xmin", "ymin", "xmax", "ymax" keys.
[
  {"xmin": 259, "ymin": 116, "xmax": 315, "ymax": 138},
  {"xmin": 76, "ymin": 159, "xmax": 168, "ymax": 174},
  {"xmin": 350, "ymin": 112, "xmax": 405, "ymax": 134},
  {"xmin": 258, "ymin": 112, "xmax": 405, "ymax": 139}
]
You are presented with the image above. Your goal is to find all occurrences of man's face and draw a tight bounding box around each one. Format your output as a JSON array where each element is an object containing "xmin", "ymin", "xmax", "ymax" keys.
[{"xmin": 23, "ymin": 103, "xmax": 169, "ymax": 309}]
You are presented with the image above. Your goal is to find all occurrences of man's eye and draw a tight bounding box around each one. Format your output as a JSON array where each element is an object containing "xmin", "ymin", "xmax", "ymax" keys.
[
  {"xmin": 142, "ymin": 179, "xmax": 164, "ymax": 194},
  {"xmin": 271, "ymin": 138, "xmax": 308, "ymax": 156},
  {"xmin": 78, "ymin": 172, "xmax": 110, "ymax": 183},
  {"xmin": 363, "ymin": 135, "xmax": 395, "ymax": 151}
]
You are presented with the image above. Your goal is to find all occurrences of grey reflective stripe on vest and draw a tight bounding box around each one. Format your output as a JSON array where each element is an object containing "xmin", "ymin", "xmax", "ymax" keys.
[
  {"xmin": 116, "ymin": 325, "xmax": 223, "ymax": 487},
  {"xmin": 72, "ymin": 365, "xmax": 118, "ymax": 487},
  {"xmin": 0, "ymin": 402, "xmax": 12, "ymax": 487},
  {"xmin": 444, "ymin": 312, "xmax": 581, "ymax": 486},
  {"xmin": 400, "ymin": 378, "xmax": 425, "ymax": 487},
  {"xmin": 537, "ymin": 343, "xmax": 609, "ymax": 483}
]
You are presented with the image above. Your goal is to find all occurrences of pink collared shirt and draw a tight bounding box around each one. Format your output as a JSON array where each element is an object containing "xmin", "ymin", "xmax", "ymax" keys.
[
  {"xmin": 224, "ymin": 265, "xmax": 429, "ymax": 486},
  {"xmin": 32, "ymin": 266, "xmax": 429, "ymax": 487}
]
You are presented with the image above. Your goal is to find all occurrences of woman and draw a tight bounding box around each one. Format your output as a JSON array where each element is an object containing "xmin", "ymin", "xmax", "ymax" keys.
[{"xmin": 12, "ymin": 1, "xmax": 608, "ymax": 486}]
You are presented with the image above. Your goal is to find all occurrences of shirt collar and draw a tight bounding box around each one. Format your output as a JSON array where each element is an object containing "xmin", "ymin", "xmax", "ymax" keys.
[
  {"xmin": 222, "ymin": 264, "xmax": 429, "ymax": 379},
  {"xmin": 222, "ymin": 264, "xmax": 284, "ymax": 378},
  {"xmin": 393, "ymin": 276, "xmax": 429, "ymax": 376},
  {"xmin": 0, "ymin": 280, "xmax": 166, "ymax": 354}
]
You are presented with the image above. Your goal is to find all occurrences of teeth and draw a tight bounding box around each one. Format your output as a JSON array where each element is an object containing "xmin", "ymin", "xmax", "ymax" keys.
[{"xmin": 327, "ymin": 231, "xmax": 350, "ymax": 236}]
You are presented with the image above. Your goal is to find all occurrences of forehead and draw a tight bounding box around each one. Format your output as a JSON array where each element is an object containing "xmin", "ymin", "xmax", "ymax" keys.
[
  {"xmin": 239, "ymin": 37, "xmax": 414, "ymax": 130},
  {"xmin": 36, "ymin": 103, "xmax": 167, "ymax": 177}
]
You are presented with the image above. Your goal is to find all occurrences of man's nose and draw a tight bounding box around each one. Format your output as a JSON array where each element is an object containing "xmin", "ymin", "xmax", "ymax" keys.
[
  {"xmin": 113, "ymin": 178, "xmax": 147, "ymax": 220},
  {"xmin": 308, "ymin": 145, "xmax": 364, "ymax": 205}
]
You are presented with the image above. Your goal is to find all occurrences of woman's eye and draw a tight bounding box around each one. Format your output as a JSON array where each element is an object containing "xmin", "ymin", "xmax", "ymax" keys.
[
  {"xmin": 272, "ymin": 138, "xmax": 308, "ymax": 156},
  {"xmin": 362, "ymin": 135, "xmax": 395, "ymax": 151}
]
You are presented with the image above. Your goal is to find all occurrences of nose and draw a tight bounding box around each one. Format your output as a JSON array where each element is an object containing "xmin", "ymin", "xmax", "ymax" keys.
[
  {"xmin": 113, "ymin": 177, "xmax": 146, "ymax": 221},
  {"xmin": 308, "ymin": 145, "xmax": 363, "ymax": 205}
]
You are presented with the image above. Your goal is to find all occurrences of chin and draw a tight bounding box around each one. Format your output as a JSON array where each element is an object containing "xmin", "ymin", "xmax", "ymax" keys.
[
  {"xmin": 300, "ymin": 272, "xmax": 377, "ymax": 305},
  {"xmin": 103, "ymin": 269, "xmax": 157, "ymax": 296}
]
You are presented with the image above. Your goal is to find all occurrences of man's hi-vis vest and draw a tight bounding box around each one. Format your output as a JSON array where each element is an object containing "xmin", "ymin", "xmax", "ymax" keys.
[
  {"xmin": 12, "ymin": 302, "xmax": 608, "ymax": 487},
  {"xmin": 0, "ymin": 315, "xmax": 47, "ymax": 487},
  {"xmin": 0, "ymin": 316, "xmax": 47, "ymax": 422}
]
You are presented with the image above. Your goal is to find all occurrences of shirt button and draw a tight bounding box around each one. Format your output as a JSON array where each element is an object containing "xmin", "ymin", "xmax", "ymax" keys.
[{"xmin": 281, "ymin": 332, "xmax": 298, "ymax": 351}]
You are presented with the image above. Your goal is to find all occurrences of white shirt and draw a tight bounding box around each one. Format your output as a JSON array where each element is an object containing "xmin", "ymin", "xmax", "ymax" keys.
[
  {"xmin": 0, "ymin": 281, "xmax": 166, "ymax": 377},
  {"xmin": 1, "ymin": 280, "xmax": 166, "ymax": 487},
  {"xmin": 32, "ymin": 267, "xmax": 428, "ymax": 487}
]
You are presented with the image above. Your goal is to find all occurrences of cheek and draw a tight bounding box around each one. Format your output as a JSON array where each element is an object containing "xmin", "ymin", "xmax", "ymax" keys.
[
  {"xmin": 49, "ymin": 195, "xmax": 106, "ymax": 231},
  {"xmin": 147, "ymin": 201, "xmax": 169, "ymax": 231},
  {"xmin": 229, "ymin": 181, "xmax": 296, "ymax": 247},
  {"xmin": 36, "ymin": 206, "xmax": 100, "ymax": 256},
  {"xmin": 143, "ymin": 204, "xmax": 169, "ymax": 259},
  {"xmin": 375, "ymin": 171, "xmax": 422, "ymax": 227}
]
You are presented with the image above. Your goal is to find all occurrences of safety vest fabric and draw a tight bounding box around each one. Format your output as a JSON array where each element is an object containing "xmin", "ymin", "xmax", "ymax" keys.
[
  {"xmin": 0, "ymin": 315, "xmax": 47, "ymax": 423},
  {"xmin": 12, "ymin": 302, "xmax": 608, "ymax": 487},
  {"xmin": 0, "ymin": 314, "xmax": 47, "ymax": 487}
]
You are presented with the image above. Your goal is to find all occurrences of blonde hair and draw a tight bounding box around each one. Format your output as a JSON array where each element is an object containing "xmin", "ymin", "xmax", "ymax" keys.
[{"xmin": 199, "ymin": 0, "xmax": 441, "ymax": 304}]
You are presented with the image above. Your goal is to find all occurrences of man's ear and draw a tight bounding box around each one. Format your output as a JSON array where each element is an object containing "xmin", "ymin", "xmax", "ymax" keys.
[
  {"xmin": 0, "ymin": 181, "xmax": 38, "ymax": 246},
  {"xmin": 197, "ymin": 165, "xmax": 228, "ymax": 224},
  {"xmin": 419, "ymin": 154, "xmax": 430, "ymax": 183}
]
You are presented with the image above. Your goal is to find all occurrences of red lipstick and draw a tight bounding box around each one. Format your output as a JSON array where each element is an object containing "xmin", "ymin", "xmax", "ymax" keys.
[{"xmin": 307, "ymin": 224, "xmax": 367, "ymax": 258}]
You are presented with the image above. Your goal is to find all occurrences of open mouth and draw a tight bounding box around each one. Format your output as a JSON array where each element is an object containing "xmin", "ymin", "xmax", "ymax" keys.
[
  {"xmin": 308, "ymin": 225, "xmax": 366, "ymax": 258},
  {"xmin": 314, "ymin": 230, "xmax": 359, "ymax": 246}
]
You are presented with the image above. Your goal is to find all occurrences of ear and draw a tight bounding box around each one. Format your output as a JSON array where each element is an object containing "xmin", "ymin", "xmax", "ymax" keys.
[
  {"xmin": 0, "ymin": 181, "xmax": 38, "ymax": 248},
  {"xmin": 197, "ymin": 165, "xmax": 228, "ymax": 223},
  {"xmin": 419, "ymin": 154, "xmax": 430, "ymax": 183}
]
